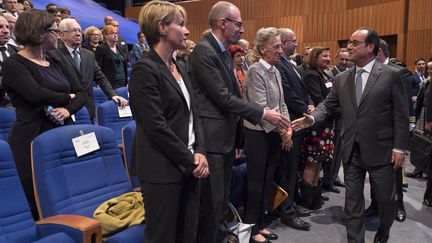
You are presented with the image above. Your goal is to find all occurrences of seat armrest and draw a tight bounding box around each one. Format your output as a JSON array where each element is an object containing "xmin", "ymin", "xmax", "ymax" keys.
[{"xmin": 36, "ymin": 214, "xmax": 102, "ymax": 243}]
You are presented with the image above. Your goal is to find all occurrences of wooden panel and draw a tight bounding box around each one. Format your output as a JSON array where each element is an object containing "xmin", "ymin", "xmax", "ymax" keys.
[{"xmin": 125, "ymin": 0, "xmax": 429, "ymax": 68}]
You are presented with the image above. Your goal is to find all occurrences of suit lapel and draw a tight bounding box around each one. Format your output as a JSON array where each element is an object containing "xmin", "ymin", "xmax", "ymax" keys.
[
  {"xmin": 60, "ymin": 45, "xmax": 81, "ymax": 74},
  {"xmin": 359, "ymin": 62, "xmax": 381, "ymax": 107}
]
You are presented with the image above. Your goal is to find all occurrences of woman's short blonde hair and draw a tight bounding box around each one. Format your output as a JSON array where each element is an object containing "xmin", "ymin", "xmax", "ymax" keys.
[
  {"xmin": 101, "ymin": 24, "xmax": 118, "ymax": 37},
  {"xmin": 138, "ymin": 0, "xmax": 186, "ymax": 47},
  {"xmin": 254, "ymin": 27, "xmax": 280, "ymax": 56},
  {"xmin": 84, "ymin": 26, "xmax": 103, "ymax": 41}
]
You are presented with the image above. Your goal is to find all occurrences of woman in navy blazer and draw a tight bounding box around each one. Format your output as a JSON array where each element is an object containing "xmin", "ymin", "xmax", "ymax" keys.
[{"xmin": 128, "ymin": 1, "xmax": 208, "ymax": 243}]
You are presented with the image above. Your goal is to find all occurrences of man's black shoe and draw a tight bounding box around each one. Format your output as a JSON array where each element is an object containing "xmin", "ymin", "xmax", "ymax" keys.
[
  {"xmin": 396, "ymin": 205, "xmax": 406, "ymax": 222},
  {"xmin": 334, "ymin": 180, "xmax": 346, "ymax": 187},
  {"xmin": 323, "ymin": 184, "xmax": 341, "ymax": 193},
  {"xmin": 373, "ymin": 232, "xmax": 389, "ymax": 243},
  {"xmin": 295, "ymin": 207, "xmax": 311, "ymax": 217},
  {"xmin": 281, "ymin": 214, "xmax": 311, "ymax": 231},
  {"xmin": 365, "ymin": 205, "xmax": 378, "ymax": 217}
]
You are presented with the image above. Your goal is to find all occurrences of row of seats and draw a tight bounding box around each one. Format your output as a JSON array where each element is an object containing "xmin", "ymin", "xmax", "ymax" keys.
[{"xmin": 0, "ymin": 124, "xmax": 144, "ymax": 243}]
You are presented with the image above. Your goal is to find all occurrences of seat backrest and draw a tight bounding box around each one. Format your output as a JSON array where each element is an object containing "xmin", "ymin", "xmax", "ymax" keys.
[
  {"xmin": 96, "ymin": 101, "xmax": 133, "ymax": 144},
  {"xmin": 93, "ymin": 87, "xmax": 109, "ymax": 109},
  {"xmin": 122, "ymin": 121, "xmax": 139, "ymax": 188},
  {"xmin": 0, "ymin": 140, "xmax": 39, "ymax": 243},
  {"xmin": 74, "ymin": 107, "xmax": 92, "ymax": 125},
  {"xmin": 0, "ymin": 108, "xmax": 16, "ymax": 140},
  {"xmin": 31, "ymin": 125, "xmax": 132, "ymax": 219},
  {"xmin": 114, "ymin": 87, "xmax": 129, "ymax": 100}
]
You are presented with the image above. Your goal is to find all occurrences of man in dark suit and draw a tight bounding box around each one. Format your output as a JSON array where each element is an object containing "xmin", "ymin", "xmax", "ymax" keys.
[
  {"xmin": 0, "ymin": 14, "xmax": 19, "ymax": 108},
  {"xmin": 189, "ymin": 2, "xmax": 289, "ymax": 243},
  {"xmin": 292, "ymin": 27, "xmax": 409, "ymax": 243},
  {"xmin": 275, "ymin": 28, "xmax": 312, "ymax": 231},
  {"xmin": 48, "ymin": 18, "xmax": 127, "ymax": 122}
]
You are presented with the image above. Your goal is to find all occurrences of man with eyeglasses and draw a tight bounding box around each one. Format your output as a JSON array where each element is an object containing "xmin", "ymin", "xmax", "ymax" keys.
[
  {"xmin": 292, "ymin": 27, "xmax": 409, "ymax": 243},
  {"xmin": 274, "ymin": 27, "xmax": 313, "ymax": 231},
  {"xmin": 189, "ymin": 2, "xmax": 290, "ymax": 243},
  {"xmin": 48, "ymin": 18, "xmax": 127, "ymax": 123}
]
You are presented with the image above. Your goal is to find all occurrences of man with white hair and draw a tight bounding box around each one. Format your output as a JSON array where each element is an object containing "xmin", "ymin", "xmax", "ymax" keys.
[
  {"xmin": 0, "ymin": 13, "xmax": 18, "ymax": 107},
  {"xmin": 2, "ymin": 12, "xmax": 16, "ymax": 47},
  {"xmin": 48, "ymin": 18, "xmax": 127, "ymax": 122}
]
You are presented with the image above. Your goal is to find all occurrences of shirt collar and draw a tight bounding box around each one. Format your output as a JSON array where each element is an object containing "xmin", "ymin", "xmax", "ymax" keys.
[
  {"xmin": 259, "ymin": 58, "xmax": 273, "ymax": 70},
  {"xmin": 65, "ymin": 44, "xmax": 79, "ymax": 55},
  {"xmin": 356, "ymin": 59, "xmax": 375, "ymax": 73},
  {"xmin": 211, "ymin": 32, "xmax": 226, "ymax": 53}
]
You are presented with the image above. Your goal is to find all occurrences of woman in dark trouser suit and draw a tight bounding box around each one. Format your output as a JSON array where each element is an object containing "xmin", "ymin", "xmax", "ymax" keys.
[
  {"xmin": 128, "ymin": 1, "xmax": 208, "ymax": 243},
  {"xmin": 243, "ymin": 27, "xmax": 292, "ymax": 243}
]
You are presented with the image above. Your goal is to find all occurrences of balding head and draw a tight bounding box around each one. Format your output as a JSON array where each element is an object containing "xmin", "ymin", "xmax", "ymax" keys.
[
  {"xmin": 279, "ymin": 28, "xmax": 297, "ymax": 57},
  {"xmin": 208, "ymin": 1, "xmax": 238, "ymax": 29}
]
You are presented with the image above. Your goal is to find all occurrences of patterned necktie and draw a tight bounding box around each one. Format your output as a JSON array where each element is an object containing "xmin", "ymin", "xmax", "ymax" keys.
[
  {"xmin": 73, "ymin": 49, "xmax": 81, "ymax": 71},
  {"xmin": 355, "ymin": 68, "xmax": 365, "ymax": 106}
]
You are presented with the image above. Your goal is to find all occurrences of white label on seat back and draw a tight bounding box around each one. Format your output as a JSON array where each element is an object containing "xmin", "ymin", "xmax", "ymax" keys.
[
  {"xmin": 118, "ymin": 105, "xmax": 132, "ymax": 118},
  {"xmin": 72, "ymin": 132, "xmax": 100, "ymax": 157}
]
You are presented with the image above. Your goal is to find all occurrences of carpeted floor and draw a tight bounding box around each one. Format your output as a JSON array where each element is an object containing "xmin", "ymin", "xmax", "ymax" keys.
[{"xmin": 266, "ymin": 162, "xmax": 432, "ymax": 243}]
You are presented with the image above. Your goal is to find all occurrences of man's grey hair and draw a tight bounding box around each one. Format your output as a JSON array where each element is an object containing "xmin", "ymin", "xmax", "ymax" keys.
[{"xmin": 58, "ymin": 18, "xmax": 79, "ymax": 32}]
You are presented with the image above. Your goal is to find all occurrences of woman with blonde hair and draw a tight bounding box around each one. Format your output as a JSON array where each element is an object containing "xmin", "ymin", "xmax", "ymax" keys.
[
  {"xmin": 83, "ymin": 26, "xmax": 102, "ymax": 53},
  {"xmin": 128, "ymin": 1, "xmax": 208, "ymax": 242}
]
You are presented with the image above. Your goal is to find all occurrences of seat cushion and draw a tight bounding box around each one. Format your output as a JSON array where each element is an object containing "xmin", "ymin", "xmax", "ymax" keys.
[
  {"xmin": 33, "ymin": 232, "xmax": 75, "ymax": 243},
  {"xmin": 104, "ymin": 224, "xmax": 145, "ymax": 243}
]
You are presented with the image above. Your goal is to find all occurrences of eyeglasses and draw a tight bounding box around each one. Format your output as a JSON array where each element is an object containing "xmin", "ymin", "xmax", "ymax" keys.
[
  {"xmin": 224, "ymin": 18, "xmax": 243, "ymax": 29},
  {"xmin": 347, "ymin": 40, "xmax": 367, "ymax": 47},
  {"xmin": 64, "ymin": 28, "xmax": 82, "ymax": 34},
  {"xmin": 45, "ymin": 28, "xmax": 61, "ymax": 36}
]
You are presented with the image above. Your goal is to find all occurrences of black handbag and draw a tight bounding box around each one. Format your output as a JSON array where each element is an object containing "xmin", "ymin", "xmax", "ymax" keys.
[
  {"xmin": 409, "ymin": 130, "xmax": 432, "ymax": 173},
  {"xmin": 297, "ymin": 180, "xmax": 323, "ymax": 210}
]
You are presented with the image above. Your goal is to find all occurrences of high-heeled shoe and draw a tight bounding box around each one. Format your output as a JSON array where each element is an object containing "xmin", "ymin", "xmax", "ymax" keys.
[{"xmin": 406, "ymin": 170, "xmax": 423, "ymax": 178}]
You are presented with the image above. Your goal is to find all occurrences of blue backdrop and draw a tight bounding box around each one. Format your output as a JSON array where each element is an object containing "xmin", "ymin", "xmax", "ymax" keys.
[{"xmin": 32, "ymin": 0, "xmax": 140, "ymax": 44}]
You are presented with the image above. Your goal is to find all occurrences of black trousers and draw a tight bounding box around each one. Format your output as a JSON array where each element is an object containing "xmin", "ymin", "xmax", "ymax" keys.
[
  {"xmin": 197, "ymin": 150, "xmax": 235, "ymax": 243},
  {"xmin": 424, "ymin": 159, "xmax": 432, "ymax": 200},
  {"xmin": 141, "ymin": 178, "xmax": 200, "ymax": 243},
  {"xmin": 369, "ymin": 167, "xmax": 404, "ymax": 207},
  {"xmin": 243, "ymin": 129, "xmax": 281, "ymax": 235},
  {"xmin": 278, "ymin": 130, "xmax": 304, "ymax": 215},
  {"xmin": 344, "ymin": 143, "xmax": 396, "ymax": 243}
]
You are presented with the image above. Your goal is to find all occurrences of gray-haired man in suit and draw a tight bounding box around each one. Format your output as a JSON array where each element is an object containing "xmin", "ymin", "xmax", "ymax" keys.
[{"xmin": 292, "ymin": 27, "xmax": 409, "ymax": 243}]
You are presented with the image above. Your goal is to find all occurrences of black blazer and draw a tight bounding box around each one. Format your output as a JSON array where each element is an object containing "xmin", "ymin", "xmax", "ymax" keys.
[
  {"xmin": 188, "ymin": 34, "xmax": 262, "ymax": 153},
  {"xmin": 3, "ymin": 54, "xmax": 87, "ymax": 179},
  {"xmin": 128, "ymin": 49, "xmax": 205, "ymax": 184},
  {"xmin": 95, "ymin": 42, "xmax": 128, "ymax": 88},
  {"xmin": 48, "ymin": 45, "xmax": 116, "ymax": 119},
  {"xmin": 313, "ymin": 62, "xmax": 409, "ymax": 166},
  {"xmin": 275, "ymin": 57, "xmax": 309, "ymax": 120}
]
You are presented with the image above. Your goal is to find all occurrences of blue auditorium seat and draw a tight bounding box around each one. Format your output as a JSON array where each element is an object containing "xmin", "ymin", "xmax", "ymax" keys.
[
  {"xmin": 114, "ymin": 87, "xmax": 129, "ymax": 100},
  {"xmin": 93, "ymin": 87, "xmax": 109, "ymax": 110},
  {"xmin": 73, "ymin": 107, "xmax": 92, "ymax": 125},
  {"xmin": 31, "ymin": 125, "xmax": 145, "ymax": 243},
  {"xmin": 0, "ymin": 140, "xmax": 79, "ymax": 243},
  {"xmin": 96, "ymin": 101, "xmax": 133, "ymax": 144},
  {"xmin": 0, "ymin": 107, "xmax": 15, "ymax": 140},
  {"xmin": 122, "ymin": 121, "xmax": 139, "ymax": 188}
]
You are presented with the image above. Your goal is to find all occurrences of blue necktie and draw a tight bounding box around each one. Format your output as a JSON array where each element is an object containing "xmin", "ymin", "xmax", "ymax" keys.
[
  {"xmin": 355, "ymin": 68, "xmax": 365, "ymax": 106},
  {"xmin": 73, "ymin": 49, "xmax": 81, "ymax": 71}
]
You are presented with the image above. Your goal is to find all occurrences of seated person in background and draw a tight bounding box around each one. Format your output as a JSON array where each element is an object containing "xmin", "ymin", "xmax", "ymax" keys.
[
  {"xmin": 48, "ymin": 18, "xmax": 127, "ymax": 123},
  {"xmin": 132, "ymin": 31, "xmax": 150, "ymax": 62},
  {"xmin": 83, "ymin": 26, "xmax": 102, "ymax": 53},
  {"xmin": 95, "ymin": 24, "xmax": 128, "ymax": 89},
  {"xmin": 2, "ymin": 9, "xmax": 87, "ymax": 219}
]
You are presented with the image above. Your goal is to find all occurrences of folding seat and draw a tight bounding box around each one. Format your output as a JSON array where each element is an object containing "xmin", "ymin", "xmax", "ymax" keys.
[
  {"xmin": 31, "ymin": 125, "xmax": 145, "ymax": 243},
  {"xmin": 0, "ymin": 140, "xmax": 90, "ymax": 243},
  {"xmin": 93, "ymin": 87, "xmax": 109, "ymax": 111},
  {"xmin": 96, "ymin": 101, "xmax": 133, "ymax": 145},
  {"xmin": 73, "ymin": 107, "xmax": 92, "ymax": 125},
  {"xmin": 121, "ymin": 121, "xmax": 139, "ymax": 188},
  {"xmin": 114, "ymin": 87, "xmax": 128, "ymax": 100},
  {"xmin": 0, "ymin": 107, "xmax": 15, "ymax": 140}
]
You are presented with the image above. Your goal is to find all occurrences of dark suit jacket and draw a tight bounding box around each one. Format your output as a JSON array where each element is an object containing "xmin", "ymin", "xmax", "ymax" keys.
[
  {"xmin": 275, "ymin": 57, "xmax": 309, "ymax": 120},
  {"xmin": 312, "ymin": 62, "xmax": 409, "ymax": 166},
  {"xmin": 411, "ymin": 72, "xmax": 423, "ymax": 97},
  {"xmin": 95, "ymin": 42, "xmax": 128, "ymax": 88},
  {"xmin": 129, "ymin": 49, "xmax": 205, "ymax": 184},
  {"xmin": 48, "ymin": 45, "xmax": 116, "ymax": 119},
  {"xmin": 0, "ymin": 44, "xmax": 20, "ymax": 105},
  {"xmin": 415, "ymin": 80, "xmax": 432, "ymax": 123},
  {"xmin": 188, "ymin": 34, "xmax": 262, "ymax": 153}
]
